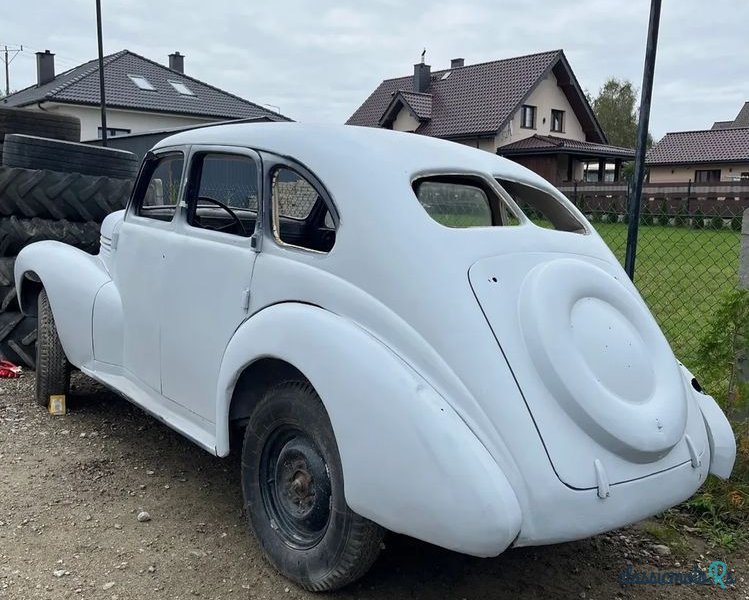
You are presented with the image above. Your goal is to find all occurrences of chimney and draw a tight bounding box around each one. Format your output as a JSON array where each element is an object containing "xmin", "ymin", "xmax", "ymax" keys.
[
  {"xmin": 36, "ymin": 50, "xmax": 55, "ymax": 86},
  {"xmin": 413, "ymin": 62, "xmax": 431, "ymax": 93},
  {"xmin": 450, "ymin": 57, "xmax": 465, "ymax": 69},
  {"xmin": 169, "ymin": 51, "xmax": 184, "ymax": 73}
]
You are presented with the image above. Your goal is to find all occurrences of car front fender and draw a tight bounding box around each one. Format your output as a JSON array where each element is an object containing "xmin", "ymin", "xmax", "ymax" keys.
[
  {"xmin": 15, "ymin": 241, "xmax": 109, "ymax": 368},
  {"xmin": 216, "ymin": 302, "xmax": 522, "ymax": 557}
]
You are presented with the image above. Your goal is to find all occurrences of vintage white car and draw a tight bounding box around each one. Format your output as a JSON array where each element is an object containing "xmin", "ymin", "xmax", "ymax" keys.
[{"xmin": 15, "ymin": 123, "xmax": 735, "ymax": 591}]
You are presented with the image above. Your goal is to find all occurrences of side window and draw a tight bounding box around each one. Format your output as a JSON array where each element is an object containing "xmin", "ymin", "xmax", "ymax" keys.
[
  {"xmin": 413, "ymin": 175, "xmax": 519, "ymax": 228},
  {"xmin": 496, "ymin": 178, "xmax": 586, "ymax": 233},
  {"xmin": 134, "ymin": 153, "xmax": 184, "ymax": 221},
  {"xmin": 271, "ymin": 167, "xmax": 336, "ymax": 253},
  {"xmin": 186, "ymin": 153, "xmax": 258, "ymax": 238}
]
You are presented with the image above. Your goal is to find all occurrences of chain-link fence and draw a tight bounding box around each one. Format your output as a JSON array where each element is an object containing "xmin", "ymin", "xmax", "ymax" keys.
[{"xmin": 561, "ymin": 181, "xmax": 748, "ymax": 365}]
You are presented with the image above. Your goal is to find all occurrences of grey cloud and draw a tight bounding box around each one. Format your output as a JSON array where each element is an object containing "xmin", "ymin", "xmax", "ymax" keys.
[{"xmin": 3, "ymin": 0, "xmax": 748, "ymax": 138}]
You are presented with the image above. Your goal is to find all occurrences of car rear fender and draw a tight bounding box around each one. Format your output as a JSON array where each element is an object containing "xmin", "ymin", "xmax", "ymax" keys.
[
  {"xmin": 216, "ymin": 302, "xmax": 522, "ymax": 556},
  {"xmin": 15, "ymin": 241, "xmax": 110, "ymax": 368}
]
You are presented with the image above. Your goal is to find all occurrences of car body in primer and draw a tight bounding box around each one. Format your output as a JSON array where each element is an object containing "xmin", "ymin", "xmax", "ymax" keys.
[{"xmin": 15, "ymin": 123, "xmax": 735, "ymax": 559}]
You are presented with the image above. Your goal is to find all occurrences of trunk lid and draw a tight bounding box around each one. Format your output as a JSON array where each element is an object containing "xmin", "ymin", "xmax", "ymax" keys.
[{"xmin": 469, "ymin": 251, "xmax": 707, "ymax": 489}]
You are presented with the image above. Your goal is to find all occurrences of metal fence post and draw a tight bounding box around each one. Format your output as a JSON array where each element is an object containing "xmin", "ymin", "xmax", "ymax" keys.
[
  {"xmin": 624, "ymin": 0, "xmax": 662, "ymax": 280},
  {"xmin": 737, "ymin": 209, "xmax": 749, "ymax": 385}
]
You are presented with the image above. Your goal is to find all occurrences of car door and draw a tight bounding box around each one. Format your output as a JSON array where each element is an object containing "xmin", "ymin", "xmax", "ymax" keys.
[
  {"xmin": 114, "ymin": 149, "xmax": 186, "ymax": 392},
  {"xmin": 159, "ymin": 146, "xmax": 261, "ymax": 424}
]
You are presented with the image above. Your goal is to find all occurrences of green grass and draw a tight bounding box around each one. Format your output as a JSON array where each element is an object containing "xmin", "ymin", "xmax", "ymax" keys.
[{"xmin": 593, "ymin": 223, "xmax": 740, "ymax": 366}]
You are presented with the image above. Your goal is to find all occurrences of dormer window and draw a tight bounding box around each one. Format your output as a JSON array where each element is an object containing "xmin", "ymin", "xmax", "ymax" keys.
[
  {"xmin": 128, "ymin": 74, "xmax": 155, "ymax": 91},
  {"xmin": 521, "ymin": 105, "xmax": 536, "ymax": 129},
  {"xmin": 168, "ymin": 80, "xmax": 194, "ymax": 96}
]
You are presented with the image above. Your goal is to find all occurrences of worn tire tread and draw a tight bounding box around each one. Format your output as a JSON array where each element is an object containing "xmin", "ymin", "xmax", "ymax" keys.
[
  {"xmin": 35, "ymin": 289, "xmax": 69, "ymax": 406},
  {"xmin": 0, "ymin": 165, "xmax": 132, "ymax": 221},
  {"xmin": 0, "ymin": 216, "xmax": 100, "ymax": 256}
]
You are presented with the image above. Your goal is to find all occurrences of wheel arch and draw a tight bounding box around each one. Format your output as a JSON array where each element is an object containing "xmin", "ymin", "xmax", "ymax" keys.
[
  {"xmin": 227, "ymin": 356, "xmax": 309, "ymax": 451},
  {"xmin": 215, "ymin": 302, "xmax": 522, "ymax": 557},
  {"xmin": 15, "ymin": 241, "xmax": 110, "ymax": 368}
]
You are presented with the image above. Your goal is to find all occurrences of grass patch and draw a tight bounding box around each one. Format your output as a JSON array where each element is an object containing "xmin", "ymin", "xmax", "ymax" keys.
[{"xmin": 593, "ymin": 223, "xmax": 740, "ymax": 367}]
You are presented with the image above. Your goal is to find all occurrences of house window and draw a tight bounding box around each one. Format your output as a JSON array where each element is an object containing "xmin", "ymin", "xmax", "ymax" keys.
[
  {"xmin": 694, "ymin": 169, "xmax": 721, "ymax": 183},
  {"xmin": 97, "ymin": 127, "xmax": 131, "ymax": 138},
  {"xmin": 551, "ymin": 109, "xmax": 565, "ymax": 133},
  {"xmin": 521, "ymin": 105, "xmax": 536, "ymax": 129},
  {"xmin": 168, "ymin": 80, "xmax": 194, "ymax": 96},
  {"xmin": 127, "ymin": 74, "xmax": 156, "ymax": 91},
  {"xmin": 741, "ymin": 172, "xmax": 749, "ymax": 181}
]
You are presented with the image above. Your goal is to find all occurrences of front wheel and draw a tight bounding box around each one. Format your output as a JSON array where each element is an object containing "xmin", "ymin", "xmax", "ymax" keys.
[
  {"xmin": 35, "ymin": 289, "xmax": 70, "ymax": 407},
  {"xmin": 241, "ymin": 381, "xmax": 384, "ymax": 591}
]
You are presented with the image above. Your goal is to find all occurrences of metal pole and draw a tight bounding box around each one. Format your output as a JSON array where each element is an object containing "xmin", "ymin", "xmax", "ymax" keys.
[
  {"xmin": 4, "ymin": 46, "xmax": 9, "ymax": 96},
  {"xmin": 624, "ymin": 0, "xmax": 662, "ymax": 280},
  {"xmin": 95, "ymin": 0, "xmax": 108, "ymax": 146}
]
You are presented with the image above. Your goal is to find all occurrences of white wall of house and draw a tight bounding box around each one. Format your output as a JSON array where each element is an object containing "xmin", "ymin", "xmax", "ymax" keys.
[
  {"xmin": 649, "ymin": 164, "xmax": 749, "ymax": 183},
  {"xmin": 496, "ymin": 72, "xmax": 586, "ymax": 149},
  {"xmin": 27, "ymin": 102, "xmax": 220, "ymax": 141},
  {"xmin": 391, "ymin": 108, "xmax": 421, "ymax": 133},
  {"xmin": 392, "ymin": 70, "xmax": 588, "ymax": 154}
]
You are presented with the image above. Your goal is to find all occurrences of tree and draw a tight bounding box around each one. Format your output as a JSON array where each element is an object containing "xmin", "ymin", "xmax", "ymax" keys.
[{"xmin": 589, "ymin": 78, "xmax": 653, "ymax": 150}]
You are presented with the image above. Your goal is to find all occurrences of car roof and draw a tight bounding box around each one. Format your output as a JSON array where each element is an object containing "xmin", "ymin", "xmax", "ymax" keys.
[{"xmin": 153, "ymin": 123, "xmax": 555, "ymax": 192}]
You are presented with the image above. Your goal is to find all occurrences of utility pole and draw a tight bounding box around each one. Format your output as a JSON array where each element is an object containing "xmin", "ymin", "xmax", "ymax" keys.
[
  {"xmin": 95, "ymin": 0, "xmax": 108, "ymax": 146},
  {"xmin": 2, "ymin": 45, "xmax": 23, "ymax": 96}
]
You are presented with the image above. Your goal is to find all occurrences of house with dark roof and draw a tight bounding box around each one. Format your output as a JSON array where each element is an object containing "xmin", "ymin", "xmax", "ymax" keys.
[
  {"xmin": 711, "ymin": 102, "xmax": 749, "ymax": 130},
  {"xmin": 646, "ymin": 128, "xmax": 749, "ymax": 183},
  {"xmin": 2, "ymin": 49, "xmax": 290, "ymax": 141},
  {"xmin": 646, "ymin": 102, "xmax": 749, "ymax": 183},
  {"xmin": 346, "ymin": 50, "xmax": 634, "ymax": 185}
]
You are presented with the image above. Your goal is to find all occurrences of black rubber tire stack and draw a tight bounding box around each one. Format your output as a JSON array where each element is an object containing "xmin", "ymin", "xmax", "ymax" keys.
[{"xmin": 0, "ymin": 120, "xmax": 137, "ymax": 369}]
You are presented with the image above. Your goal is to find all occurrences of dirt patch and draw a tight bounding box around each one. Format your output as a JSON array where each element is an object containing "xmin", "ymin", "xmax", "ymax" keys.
[{"xmin": 1, "ymin": 373, "xmax": 746, "ymax": 599}]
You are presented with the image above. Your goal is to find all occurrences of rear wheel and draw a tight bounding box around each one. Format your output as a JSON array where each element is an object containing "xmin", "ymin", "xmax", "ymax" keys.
[
  {"xmin": 241, "ymin": 381, "xmax": 384, "ymax": 591},
  {"xmin": 35, "ymin": 289, "xmax": 70, "ymax": 407}
]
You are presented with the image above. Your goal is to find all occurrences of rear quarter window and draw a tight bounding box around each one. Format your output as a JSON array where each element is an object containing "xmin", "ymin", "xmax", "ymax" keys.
[{"xmin": 413, "ymin": 175, "xmax": 519, "ymax": 228}]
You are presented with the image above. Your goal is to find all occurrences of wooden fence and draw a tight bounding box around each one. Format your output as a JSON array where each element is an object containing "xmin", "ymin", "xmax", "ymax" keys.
[{"xmin": 557, "ymin": 182, "xmax": 749, "ymax": 218}]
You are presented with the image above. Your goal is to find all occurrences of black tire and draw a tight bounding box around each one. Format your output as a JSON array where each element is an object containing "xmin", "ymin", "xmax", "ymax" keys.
[
  {"xmin": 0, "ymin": 257, "xmax": 18, "ymax": 311},
  {"xmin": 0, "ymin": 166, "xmax": 133, "ymax": 222},
  {"xmin": 35, "ymin": 289, "xmax": 69, "ymax": 406},
  {"xmin": 242, "ymin": 381, "xmax": 384, "ymax": 592},
  {"xmin": 0, "ymin": 216, "xmax": 100, "ymax": 256},
  {"xmin": 0, "ymin": 107, "xmax": 81, "ymax": 143},
  {"xmin": 0, "ymin": 311, "xmax": 37, "ymax": 369},
  {"xmin": 2, "ymin": 134, "xmax": 138, "ymax": 179}
]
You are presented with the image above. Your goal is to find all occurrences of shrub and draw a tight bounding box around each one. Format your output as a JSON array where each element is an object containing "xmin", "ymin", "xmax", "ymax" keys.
[
  {"xmin": 731, "ymin": 215, "xmax": 743, "ymax": 231},
  {"xmin": 710, "ymin": 215, "xmax": 724, "ymax": 230},
  {"xmin": 674, "ymin": 213, "xmax": 689, "ymax": 227},
  {"xmin": 657, "ymin": 212, "xmax": 670, "ymax": 226}
]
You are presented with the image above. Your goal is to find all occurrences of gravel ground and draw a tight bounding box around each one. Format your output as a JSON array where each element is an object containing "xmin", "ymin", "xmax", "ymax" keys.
[{"xmin": 1, "ymin": 371, "xmax": 747, "ymax": 599}]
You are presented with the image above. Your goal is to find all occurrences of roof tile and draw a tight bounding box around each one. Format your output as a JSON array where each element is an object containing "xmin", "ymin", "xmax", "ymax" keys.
[
  {"xmin": 2, "ymin": 50, "xmax": 290, "ymax": 122},
  {"xmin": 646, "ymin": 128, "xmax": 749, "ymax": 165},
  {"xmin": 347, "ymin": 50, "xmax": 563, "ymax": 138}
]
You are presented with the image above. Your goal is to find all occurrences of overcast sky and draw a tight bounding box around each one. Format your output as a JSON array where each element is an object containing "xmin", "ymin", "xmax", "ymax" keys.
[{"xmin": 2, "ymin": 0, "xmax": 748, "ymax": 139}]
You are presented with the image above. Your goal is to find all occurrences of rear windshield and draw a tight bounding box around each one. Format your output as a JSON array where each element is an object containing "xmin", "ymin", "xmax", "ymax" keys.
[{"xmin": 412, "ymin": 174, "xmax": 585, "ymax": 234}]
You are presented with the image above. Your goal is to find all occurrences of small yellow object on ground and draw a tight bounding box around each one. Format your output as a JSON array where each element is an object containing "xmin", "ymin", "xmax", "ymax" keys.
[{"xmin": 48, "ymin": 395, "xmax": 66, "ymax": 416}]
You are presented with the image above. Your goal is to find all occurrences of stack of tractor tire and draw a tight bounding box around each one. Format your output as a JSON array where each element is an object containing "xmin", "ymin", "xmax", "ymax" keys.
[{"xmin": 0, "ymin": 106, "xmax": 139, "ymax": 369}]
